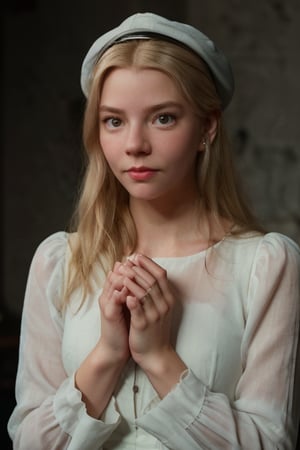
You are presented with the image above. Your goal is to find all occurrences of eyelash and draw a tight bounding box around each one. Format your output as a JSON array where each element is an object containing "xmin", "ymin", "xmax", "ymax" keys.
[
  {"xmin": 103, "ymin": 117, "xmax": 122, "ymax": 128},
  {"xmin": 101, "ymin": 112, "xmax": 177, "ymax": 129}
]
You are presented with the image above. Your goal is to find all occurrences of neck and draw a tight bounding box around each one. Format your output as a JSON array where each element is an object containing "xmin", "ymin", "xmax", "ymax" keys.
[{"xmin": 129, "ymin": 194, "xmax": 214, "ymax": 258}]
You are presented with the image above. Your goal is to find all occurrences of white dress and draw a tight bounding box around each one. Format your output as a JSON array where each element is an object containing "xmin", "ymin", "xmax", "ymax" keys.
[{"xmin": 7, "ymin": 231, "xmax": 300, "ymax": 449}]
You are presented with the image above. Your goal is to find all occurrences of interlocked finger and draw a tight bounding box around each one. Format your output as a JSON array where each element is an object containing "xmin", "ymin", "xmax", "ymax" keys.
[
  {"xmin": 107, "ymin": 273, "xmax": 125, "ymax": 295},
  {"xmin": 130, "ymin": 265, "xmax": 156, "ymax": 293}
]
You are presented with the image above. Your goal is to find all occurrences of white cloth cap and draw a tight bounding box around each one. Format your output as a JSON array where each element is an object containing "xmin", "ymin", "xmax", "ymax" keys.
[{"xmin": 80, "ymin": 12, "xmax": 234, "ymax": 109}]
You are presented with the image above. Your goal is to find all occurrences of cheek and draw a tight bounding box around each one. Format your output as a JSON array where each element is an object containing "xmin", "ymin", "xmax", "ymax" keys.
[
  {"xmin": 99, "ymin": 134, "xmax": 117, "ymax": 165},
  {"xmin": 165, "ymin": 130, "xmax": 200, "ymax": 161}
]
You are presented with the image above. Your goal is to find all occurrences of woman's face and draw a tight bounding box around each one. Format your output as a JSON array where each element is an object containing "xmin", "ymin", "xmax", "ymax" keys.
[{"xmin": 99, "ymin": 67, "xmax": 205, "ymax": 203}]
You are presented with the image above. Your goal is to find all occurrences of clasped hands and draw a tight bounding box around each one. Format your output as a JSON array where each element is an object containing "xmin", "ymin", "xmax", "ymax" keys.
[{"xmin": 99, "ymin": 253, "xmax": 175, "ymax": 372}]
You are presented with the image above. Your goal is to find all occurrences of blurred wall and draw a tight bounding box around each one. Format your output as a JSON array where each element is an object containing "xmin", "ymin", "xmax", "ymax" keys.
[
  {"xmin": 187, "ymin": 1, "xmax": 300, "ymax": 239},
  {"xmin": 3, "ymin": 0, "xmax": 300, "ymax": 316}
]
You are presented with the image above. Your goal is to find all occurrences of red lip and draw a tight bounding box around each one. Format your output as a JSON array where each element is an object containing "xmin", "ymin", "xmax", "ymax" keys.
[{"xmin": 127, "ymin": 166, "xmax": 157, "ymax": 181}]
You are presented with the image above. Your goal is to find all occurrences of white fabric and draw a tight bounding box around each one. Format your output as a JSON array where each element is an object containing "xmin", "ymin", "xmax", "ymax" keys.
[{"xmin": 7, "ymin": 231, "xmax": 300, "ymax": 449}]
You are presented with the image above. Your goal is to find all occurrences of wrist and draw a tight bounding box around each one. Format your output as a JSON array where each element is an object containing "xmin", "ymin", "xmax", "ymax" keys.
[
  {"xmin": 138, "ymin": 348, "xmax": 187, "ymax": 398},
  {"xmin": 75, "ymin": 343, "xmax": 128, "ymax": 419},
  {"xmin": 96, "ymin": 340, "xmax": 129, "ymax": 366}
]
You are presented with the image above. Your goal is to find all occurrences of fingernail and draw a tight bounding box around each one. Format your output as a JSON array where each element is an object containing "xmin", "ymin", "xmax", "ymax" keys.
[{"xmin": 127, "ymin": 254, "xmax": 137, "ymax": 262}]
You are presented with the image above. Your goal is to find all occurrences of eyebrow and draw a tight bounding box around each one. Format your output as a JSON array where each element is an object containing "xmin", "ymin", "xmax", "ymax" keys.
[{"xmin": 99, "ymin": 101, "xmax": 183, "ymax": 114}]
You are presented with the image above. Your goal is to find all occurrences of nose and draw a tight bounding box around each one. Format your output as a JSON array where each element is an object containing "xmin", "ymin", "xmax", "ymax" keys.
[{"xmin": 125, "ymin": 123, "xmax": 151, "ymax": 156}]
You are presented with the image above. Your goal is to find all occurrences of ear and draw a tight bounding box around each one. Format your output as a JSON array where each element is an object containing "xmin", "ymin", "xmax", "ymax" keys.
[
  {"xmin": 198, "ymin": 112, "xmax": 219, "ymax": 152},
  {"xmin": 206, "ymin": 112, "xmax": 219, "ymax": 144}
]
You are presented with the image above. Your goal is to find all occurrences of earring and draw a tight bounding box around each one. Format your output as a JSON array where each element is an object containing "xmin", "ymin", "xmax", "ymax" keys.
[{"xmin": 201, "ymin": 137, "xmax": 208, "ymax": 150}]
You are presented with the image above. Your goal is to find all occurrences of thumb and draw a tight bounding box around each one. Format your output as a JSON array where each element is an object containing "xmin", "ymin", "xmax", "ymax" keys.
[
  {"xmin": 126, "ymin": 295, "xmax": 139, "ymax": 311},
  {"xmin": 126, "ymin": 296, "xmax": 145, "ymax": 327}
]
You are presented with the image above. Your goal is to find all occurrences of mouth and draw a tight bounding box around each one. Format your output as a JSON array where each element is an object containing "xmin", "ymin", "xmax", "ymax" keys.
[{"xmin": 126, "ymin": 166, "xmax": 158, "ymax": 181}]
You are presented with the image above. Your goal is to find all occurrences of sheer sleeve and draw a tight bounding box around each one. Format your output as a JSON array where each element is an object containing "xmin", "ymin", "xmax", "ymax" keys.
[
  {"xmin": 137, "ymin": 233, "xmax": 300, "ymax": 449},
  {"xmin": 7, "ymin": 232, "xmax": 120, "ymax": 450}
]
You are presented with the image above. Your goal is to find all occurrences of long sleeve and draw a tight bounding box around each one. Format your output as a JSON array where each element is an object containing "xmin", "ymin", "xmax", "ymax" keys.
[
  {"xmin": 7, "ymin": 232, "xmax": 120, "ymax": 450},
  {"xmin": 136, "ymin": 233, "xmax": 300, "ymax": 449}
]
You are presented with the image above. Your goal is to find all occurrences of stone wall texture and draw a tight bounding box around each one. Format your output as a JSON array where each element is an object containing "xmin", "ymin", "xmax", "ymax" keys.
[{"xmin": 3, "ymin": 0, "xmax": 300, "ymax": 315}]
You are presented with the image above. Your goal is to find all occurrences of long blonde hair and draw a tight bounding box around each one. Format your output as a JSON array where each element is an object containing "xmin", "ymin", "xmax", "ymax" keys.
[{"xmin": 66, "ymin": 39, "xmax": 263, "ymax": 302}]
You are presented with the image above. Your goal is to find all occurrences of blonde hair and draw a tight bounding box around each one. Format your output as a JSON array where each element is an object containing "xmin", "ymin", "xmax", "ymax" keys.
[{"xmin": 66, "ymin": 39, "xmax": 263, "ymax": 302}]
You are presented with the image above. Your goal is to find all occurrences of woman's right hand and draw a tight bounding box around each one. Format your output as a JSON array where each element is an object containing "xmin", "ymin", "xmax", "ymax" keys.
[
  {"xmin": 75, "ymin": 261, "xmax": 131, "ymax": 418},
  {"xmin": 98, "ymin": 261, "xmax": 131, "ymax": 361}
]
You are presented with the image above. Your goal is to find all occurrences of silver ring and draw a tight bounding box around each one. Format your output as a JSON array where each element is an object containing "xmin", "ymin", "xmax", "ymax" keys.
[{"xmin": 140, "ymin": 291, "xmax": 151, "ymax": 306}]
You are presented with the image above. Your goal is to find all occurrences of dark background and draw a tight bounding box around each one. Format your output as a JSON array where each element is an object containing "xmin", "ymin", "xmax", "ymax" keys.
[{"xmin": 2, "ymin": 0, "xmax": 300, "ymax": 448}]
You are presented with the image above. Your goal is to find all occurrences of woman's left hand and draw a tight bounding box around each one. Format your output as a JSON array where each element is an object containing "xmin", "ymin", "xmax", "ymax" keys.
[{"xmin": 119, "ymin": 254, "xmax": 186, "ymax": 396}]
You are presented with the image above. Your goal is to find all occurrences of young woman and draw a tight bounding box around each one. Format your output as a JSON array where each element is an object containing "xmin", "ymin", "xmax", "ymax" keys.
[{"xmin": 8, "ymin": 12, "xmax": 300, "ymax": 450}]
